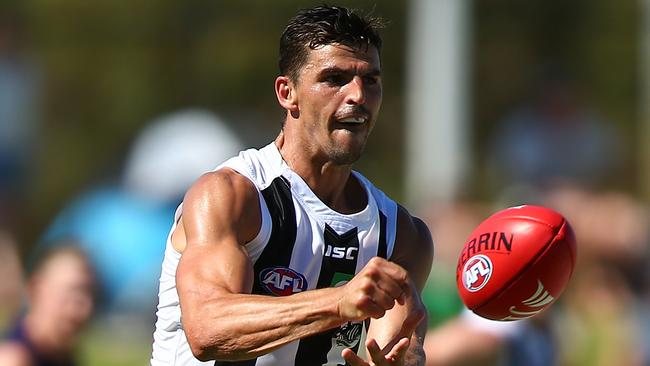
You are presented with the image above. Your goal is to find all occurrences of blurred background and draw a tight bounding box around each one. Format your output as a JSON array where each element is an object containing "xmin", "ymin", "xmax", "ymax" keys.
[{"xmin": 0, "ymin": 0, "xmax": 648, "ymax": 365}]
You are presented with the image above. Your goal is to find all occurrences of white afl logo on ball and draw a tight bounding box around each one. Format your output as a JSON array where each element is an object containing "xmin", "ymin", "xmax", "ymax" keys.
[{"xmin": 463, "ymin": 254, "xmax": 493, "ymax": 292}]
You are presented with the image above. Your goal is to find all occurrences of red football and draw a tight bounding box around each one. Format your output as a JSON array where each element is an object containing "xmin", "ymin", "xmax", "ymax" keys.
[{"xmin": 456, "ymin": 205, "xmax": 577, "ymax": 321}]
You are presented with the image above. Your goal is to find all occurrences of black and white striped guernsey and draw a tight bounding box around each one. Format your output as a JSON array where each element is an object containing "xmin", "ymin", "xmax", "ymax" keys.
[{"xmin": 151, "ymin": 142, "xmax": 398, "ymax": 366}]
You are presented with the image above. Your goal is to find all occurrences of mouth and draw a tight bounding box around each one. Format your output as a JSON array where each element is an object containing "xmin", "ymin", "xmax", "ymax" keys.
[
  {"xmin": 338, "ymin": 117, "xmax": 367, "ymax": 125},
  {"xmin": 335, "ymin": 115, "xmax": 369, "ymax": 126},
  {"xmin": 332, "ymin": 105, "xmax": 372, "ymax": 130}
]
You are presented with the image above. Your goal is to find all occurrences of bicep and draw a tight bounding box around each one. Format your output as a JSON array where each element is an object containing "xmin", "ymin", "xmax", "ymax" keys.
[
  {"xmin": 177, "ymin": 238, "xmax": 254, "ymax": 303},
  {"xmin": 391, "ymin": 211, "xmax": 434, "ymax": 292},
  {"xmin": 176, "ymin": 170, "xmax": 260, "ymax": 311}
]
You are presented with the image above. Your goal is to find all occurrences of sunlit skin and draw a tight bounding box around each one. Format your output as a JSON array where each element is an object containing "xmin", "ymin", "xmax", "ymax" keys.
[
  {"xmin": 275, "ymin": 43, "xmax": 382, "ymax": 212},
  {"xmin": 172, "ymin": 40, "xmax": 432, "ymax": 366}
]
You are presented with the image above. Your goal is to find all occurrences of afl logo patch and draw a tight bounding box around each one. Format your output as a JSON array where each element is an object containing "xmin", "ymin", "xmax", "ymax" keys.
[
  {"xmin": 463, "ymin": 254, "xmax": 493, "ymax": 292},
  {"xmin": 260, "ymin": 267, "xmax": 308, "ymax": 296}
]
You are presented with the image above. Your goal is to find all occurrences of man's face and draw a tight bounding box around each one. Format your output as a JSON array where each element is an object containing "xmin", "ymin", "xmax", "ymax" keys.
[
  {"xmin": 291, "ymin": 43, "xmax": 382, "ymax": 165},
  {"xmin": 31, "ymin": 253, "xmax": 95, "ymax": 345}
]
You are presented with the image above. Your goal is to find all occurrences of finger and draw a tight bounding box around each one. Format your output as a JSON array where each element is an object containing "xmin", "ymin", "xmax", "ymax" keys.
[
  {"xmin": 379, "ymin": 263, "xmax": 412, "ymax": 302},
  {"xmin": 363, "ymin": 261, "xmax": 409, "ymax": 306},
  {"xmin": 396, "ymin": 292, "xmax": 406, "ymax": 306},
  {"xmin": 385, "ymin": 337, "xmax": 410, "ymax": 362},
  {"xmin": 366, "ymin": 338, "xmax": 385, "ymax": 362},
  {"xmin": 377, "ymin": 279, "xmax": 408, "ymax": 308},
  {"xmin": 342, "ymin": 348, "xmax": 368, "ymax": 366},
  {"xmin": 367, "ymin": 257, "xmax": 409, "ymax": 287},
  {"xmin": 366, "ymin": 283, "xmax": 400, "ymax": 312},
  {"xmin": 354, "ymin": 293, "xmax": 390, "ymax": 319},
  {"xmin": 375, "ymin": 276, "xmax": 407, "ymax": 306}
]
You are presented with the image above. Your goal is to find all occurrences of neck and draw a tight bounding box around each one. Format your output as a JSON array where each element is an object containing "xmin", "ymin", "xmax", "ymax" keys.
[{"xmin": 274, "ymin": 133, "xmax": 366, "ymax": 214}]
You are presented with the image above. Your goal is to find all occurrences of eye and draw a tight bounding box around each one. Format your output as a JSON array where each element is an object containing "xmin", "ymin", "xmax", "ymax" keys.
[
  {"xmin": 363, "ymin": 75, "xmax": 380, "ymax": 86},
  {"xmin": 322, "ymin": 73, "xmax": 350, "ymax": 86}
]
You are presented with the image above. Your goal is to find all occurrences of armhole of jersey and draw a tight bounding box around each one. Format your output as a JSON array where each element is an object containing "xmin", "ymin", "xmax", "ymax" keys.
[
  {"xmin": 385, "ymin": 201, "xmax": 398, "ymax": 259},
  {"xmin": 167, "ymin": 203, "xmax": 184, "ymax": 257},
  {"xmin": 356, "ymin": 170, "xmax": 399, "ymax": 261},
  {"xmin": 219, "ymin": 156, "xmax": 273, "ymax": 262},
  {"xmin": 244, "ymin": 188, "xmax": 272, "ymax": 262}
]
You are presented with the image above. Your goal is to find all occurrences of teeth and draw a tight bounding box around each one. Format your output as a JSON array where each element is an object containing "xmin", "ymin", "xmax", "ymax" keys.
[{"xmin": 339, "ymin": 117, "xmax": 366, "ymax": 124}]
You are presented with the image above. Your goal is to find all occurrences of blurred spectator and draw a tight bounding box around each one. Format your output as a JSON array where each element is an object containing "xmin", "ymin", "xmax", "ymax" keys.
[
  {"xmin": 0, "ymin": 245, "xmax": 95, "ymax": 366},
  {"xmin": 0, "ymin": 11, "xmax": 42, "ymax": 230},
  {"xmin": 543, "ymin": 186, "xmax": 649, "ymax": 366},
  {"xmin": 425, "ymin": 309, "xmax": 555, "ymax": 366},
  {"xmin": 0, "ymin": 231, "xmax": 24, "ymax": 331},
  {"xmin": 37, "ymin": 109, "xmax": 244, "ymax": 318},
  {"xmin": 544, "ymin": 186, "xmax": 649, "ymax": 265},
  {"xmin": 487, "ymin": 67, "xmax": 624, "ymax": 202},
  {"xmin": 554, "ymin": 260, "xmax": 644, "ymax": 366}
]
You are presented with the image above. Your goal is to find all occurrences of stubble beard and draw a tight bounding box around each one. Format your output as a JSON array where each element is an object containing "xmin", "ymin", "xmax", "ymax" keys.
[{"xmin": 328, "ymin": 141, "xmax": 366, "ymax": 166}]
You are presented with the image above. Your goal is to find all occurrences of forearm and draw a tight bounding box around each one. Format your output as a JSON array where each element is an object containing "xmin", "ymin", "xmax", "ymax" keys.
[
  {"xmin": 365, "ymin": 290, "xmax": 427, "ymax": 366},
  {"xmin": 181, "ymin": 286, "xmax": 345, "ymax": 361},
  {"xmin": 404, "ymin": 320, "xmax": 427, "ymax": 366}
]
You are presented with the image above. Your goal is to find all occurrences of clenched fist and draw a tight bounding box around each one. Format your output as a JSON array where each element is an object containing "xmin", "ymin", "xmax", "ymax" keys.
[{"xmin": 337, "ymin": 257, "xmax": 415, "ymax": 322}]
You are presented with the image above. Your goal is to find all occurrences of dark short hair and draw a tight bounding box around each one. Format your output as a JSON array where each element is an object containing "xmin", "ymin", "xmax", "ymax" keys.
[
  {"xmin": 29, "ymin": 243, "xmax": 91, "ymax": 276},
  {"xmin": 279, "ymin": 5, "xmax": 384, "ymax": 82}
]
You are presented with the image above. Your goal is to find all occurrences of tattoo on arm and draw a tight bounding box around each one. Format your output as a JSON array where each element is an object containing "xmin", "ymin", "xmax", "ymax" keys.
[{"xmin": 404, "ymin": 334, "xmax": 425, "ymax": 366}]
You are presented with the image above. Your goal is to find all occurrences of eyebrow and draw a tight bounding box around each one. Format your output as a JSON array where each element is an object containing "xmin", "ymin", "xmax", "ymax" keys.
[{"xmin": 319, "ymin": 66, "xmax": 381, "ymax": 77}]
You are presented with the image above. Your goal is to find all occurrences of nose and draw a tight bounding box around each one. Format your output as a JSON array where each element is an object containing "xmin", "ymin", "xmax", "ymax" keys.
[{"xmin": 345, "ymin": 76, "xmax": 365, "ymax": 105}]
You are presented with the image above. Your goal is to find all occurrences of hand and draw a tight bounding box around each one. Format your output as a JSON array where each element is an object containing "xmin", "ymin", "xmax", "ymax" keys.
[
  {"xmin": 342, "ymin": 337, "xmax": 411, "ymax": 366},
  {"xmin": 337, "ymin": 257, "xmax": 411, "ymax": 322}
]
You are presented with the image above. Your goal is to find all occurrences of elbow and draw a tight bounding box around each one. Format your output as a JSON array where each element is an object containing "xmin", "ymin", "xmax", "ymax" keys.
[
  {"xmin": 184, "ymin": 324, "xmax": 248, "ymax": 362},
  {"xmin": 184, "ymin": 327, "xmax": 216, "ymax": 362}
]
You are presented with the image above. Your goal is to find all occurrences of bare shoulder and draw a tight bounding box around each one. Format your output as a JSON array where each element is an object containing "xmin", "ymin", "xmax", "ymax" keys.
[
  {"xmin": 185, "ymin": 168, "xmax": 258, "ymax": 206},
  {"xmin": 182, "ymin": 167, "xmax": 262, "ymax": 246},
  {"xmin": 391, "ymin": 204, "xmax": 434, "ymax": 289},
  {"xmin": 0, "ymin": 342, "xmax": 32, "ymax": 366}
]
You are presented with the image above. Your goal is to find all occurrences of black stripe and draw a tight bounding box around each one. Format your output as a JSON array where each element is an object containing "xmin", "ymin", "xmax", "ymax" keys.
[
  {"xmin": 294, "ymin": 224, "xmax": 360, "ymax": 366},
  {"xmin": 214, "ymin": 360, "xmax": 256, "ymax": 366},
  {"xmin": 317, "ymin": 225, "xmax": 359, "ymax": 288},
  {"xmin": 377, "ymin": 211, "xmax": 388, "ymax": 259},
  {"xmin": 252, "ymin": 176, "xmax": 298, "ymax": 295},
  {"xmin": 215, "ymin": 177, "xmax": 297, "ymax": 366}
]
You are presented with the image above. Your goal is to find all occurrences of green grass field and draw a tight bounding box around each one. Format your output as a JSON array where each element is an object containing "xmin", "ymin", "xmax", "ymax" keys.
[{"xmin": 79, "ymin": 320, "xmax": 152, "ymax": 366}]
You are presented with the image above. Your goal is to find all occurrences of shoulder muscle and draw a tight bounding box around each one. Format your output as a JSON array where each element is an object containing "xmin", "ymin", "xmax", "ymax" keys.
[
  {"xmin": 182, "ymin": 168, "xmax": 261, "ymax": 247},
  {"xmin": 392, "ymin": 205, "xmax": 434, "ymax": 290}
]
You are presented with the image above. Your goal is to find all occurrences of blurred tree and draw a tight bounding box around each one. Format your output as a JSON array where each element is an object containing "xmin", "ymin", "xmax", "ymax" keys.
[
  {"xmin": 4, "ymin": 0, "xmax": 639, "ymax": 252},
  {"xmin": 16, "ymin": 0, "xmax": 407, "ymax": 251}
]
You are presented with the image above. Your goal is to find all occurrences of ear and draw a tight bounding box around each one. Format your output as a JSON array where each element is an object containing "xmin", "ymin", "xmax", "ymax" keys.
[{"xmin": 275, "ymin": 75, "xmax": 298, "ymax": 113}]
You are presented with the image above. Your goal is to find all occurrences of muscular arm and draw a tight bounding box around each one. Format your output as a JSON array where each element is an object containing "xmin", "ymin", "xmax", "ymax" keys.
[
  {"xmin": 177, "ymin": 169, "xmax": 411, "ymax": 362},
  {"xmin": 359, "ymin": 206, "xmax": 434, "ymax": 365},
  {"xmin": 177, "ymin": 169, "xmax": 342, "ymax": 361}
]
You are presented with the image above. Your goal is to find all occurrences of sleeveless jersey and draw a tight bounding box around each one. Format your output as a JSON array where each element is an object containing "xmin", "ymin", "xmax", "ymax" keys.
[{"xmin": 151, "ymin": 142, "xmax": 398, "ymax": 366}]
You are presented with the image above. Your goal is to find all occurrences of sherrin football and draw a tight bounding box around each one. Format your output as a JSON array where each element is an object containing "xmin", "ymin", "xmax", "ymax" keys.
[{"xmin": 456, "ymin": 205, "xmax": 577, "ymax": 321}]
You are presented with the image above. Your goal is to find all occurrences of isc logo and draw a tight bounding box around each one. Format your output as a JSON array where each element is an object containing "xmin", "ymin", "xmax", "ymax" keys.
[
  {"xmin": 324, "ymin": 245, "xmax": 358, "ymax": 260},
  {"xmin": 260, "ymin": 267, "xmax": 308, "ymax": 296},
  {"xmin": 463, "ymin": 254, "xmax": 493, "ymax": 292}
]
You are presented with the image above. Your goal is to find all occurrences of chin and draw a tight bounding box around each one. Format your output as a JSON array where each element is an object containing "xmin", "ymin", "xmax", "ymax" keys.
[{"xmin": 329, "ymin": 146, "xmax": 364, "ymax": 166}]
